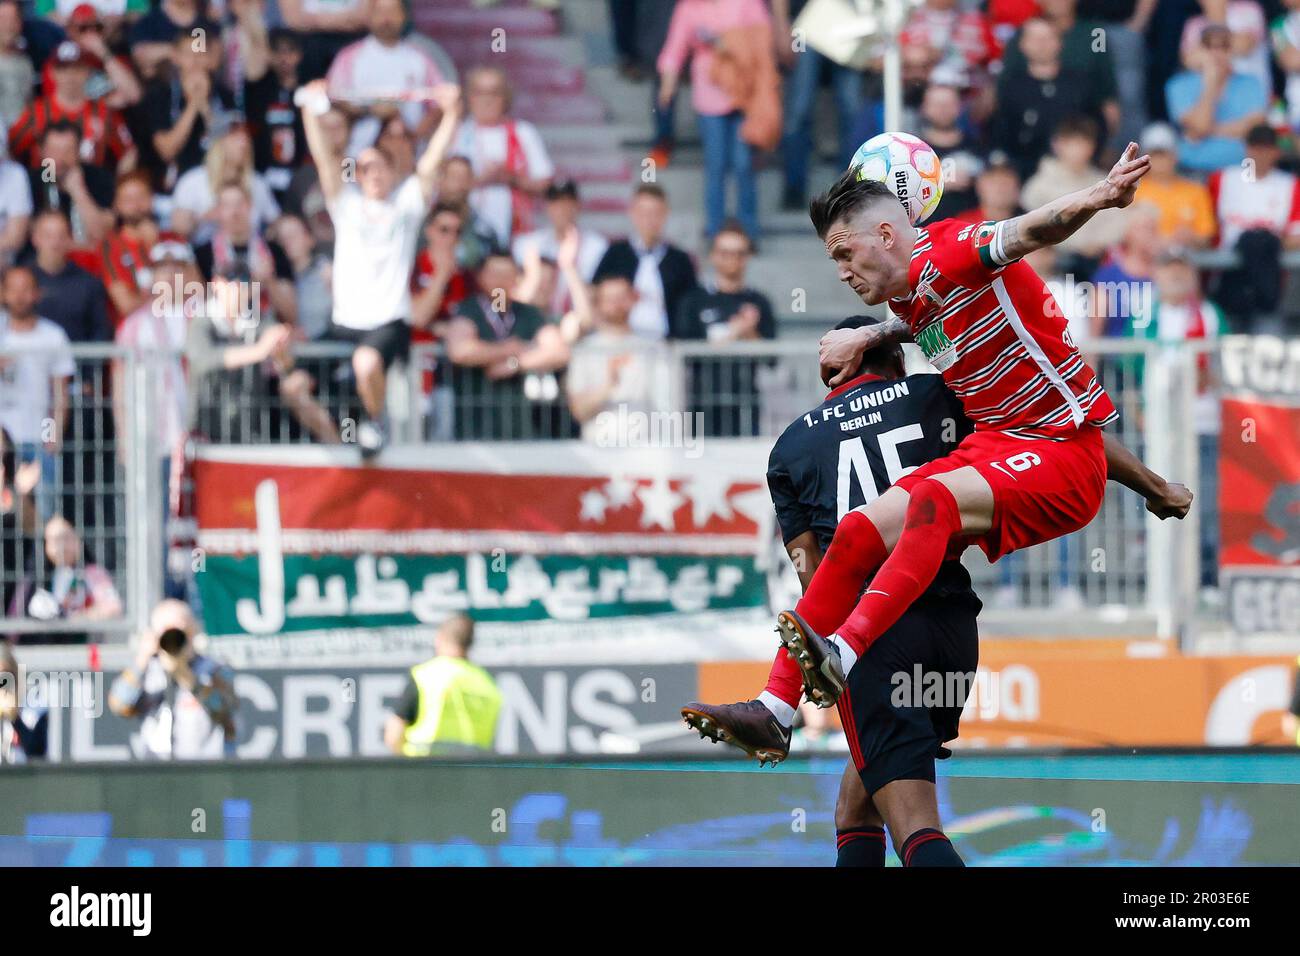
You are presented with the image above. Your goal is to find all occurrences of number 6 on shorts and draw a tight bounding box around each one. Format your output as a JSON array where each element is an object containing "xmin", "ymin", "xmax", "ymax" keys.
[{"xmin": 989, "ymin": 451, "xmax": 1041, "ymax": 480}]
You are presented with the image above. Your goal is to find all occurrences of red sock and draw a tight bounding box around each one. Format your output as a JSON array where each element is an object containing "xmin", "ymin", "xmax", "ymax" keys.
[
  {"xmin": 762, "ymin": 646, "xmax": 804, "ymax": 709},
  {"xmin": 793, "ymin": 510, "xmax": 888, "ymax": 636},
  {"xmin": 762, "ymin": 511, "xmax": 889, "ymax": 710},
  {"xmin": 837, "ymin": 480, "xmax": 961, "ymax": 656}
]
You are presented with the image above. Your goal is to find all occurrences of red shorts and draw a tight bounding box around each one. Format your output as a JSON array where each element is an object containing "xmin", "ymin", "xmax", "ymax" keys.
[{"xmin": 893, "ymin": 425, "xmax": 1107, "ymax": 562}]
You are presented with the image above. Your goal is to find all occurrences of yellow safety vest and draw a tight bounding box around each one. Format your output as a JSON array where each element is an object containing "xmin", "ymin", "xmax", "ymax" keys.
[{"xmin": 402, "ymin": 657, "xmax": 502, "ymax": 757}]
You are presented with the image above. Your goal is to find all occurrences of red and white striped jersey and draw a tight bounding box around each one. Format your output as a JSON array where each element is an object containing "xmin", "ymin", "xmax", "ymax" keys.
[{"xmin": 888, "ymin": 217, "xmax": 1118, "ymax": 441}]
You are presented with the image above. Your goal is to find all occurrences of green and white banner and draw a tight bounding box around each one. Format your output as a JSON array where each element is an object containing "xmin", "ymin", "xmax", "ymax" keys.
[{"xmin": 192, "ymin": 444, "xmax": 785, "ymax": 646}]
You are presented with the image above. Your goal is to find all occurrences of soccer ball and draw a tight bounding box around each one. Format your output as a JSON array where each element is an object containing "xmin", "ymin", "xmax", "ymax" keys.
[{"xmin": 850, "ymin": 131, "xmax": 944, "ymax": 226}]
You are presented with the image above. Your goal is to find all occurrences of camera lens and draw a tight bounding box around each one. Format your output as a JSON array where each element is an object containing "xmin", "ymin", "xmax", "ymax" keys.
[{"xmin": 158, "ymin": 628, "xmax": 188, "ymax": 655}]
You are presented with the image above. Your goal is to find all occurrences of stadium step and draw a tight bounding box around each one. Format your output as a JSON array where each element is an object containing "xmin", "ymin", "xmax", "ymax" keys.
[
  {"xmin": 410, "ymin": 6, "xmax": 558, "ymax": 38},
  {"xmin": 550, "ymin": 151, "xmax": 631, "ymax": 184},
  {"xmin": 512, "ymin": 90, "xmax": 606, "ymax": 125}
]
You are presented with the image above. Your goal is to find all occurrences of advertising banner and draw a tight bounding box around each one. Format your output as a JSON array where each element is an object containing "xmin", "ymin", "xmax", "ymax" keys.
[
  {"xmin": 29, "ymin": 662, "xmax": 698, "ymax": 763},
  {"xmin": 14, "ymin": 642, "xmax": 1298, "ymax": 763},
  {"xmin": 2, "ymin": 753, "xmax": 1297, "ymax": 865},
  {"xmin": 699, "ymin": 642, "xmax": 1300, "ymax": 748},
  {"xmin": 1218, "ymin": 336, "xmax": 1300, "ymax": 636}
]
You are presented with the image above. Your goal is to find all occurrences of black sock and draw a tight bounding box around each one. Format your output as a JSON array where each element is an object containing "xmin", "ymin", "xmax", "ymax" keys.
[
  {"xmin": 836, "ymin": 826, "xmax": 886, "ymax": 867},
  {"xmin": 898, "ymin": 828, "xmax": 964, "ymax": 867}
]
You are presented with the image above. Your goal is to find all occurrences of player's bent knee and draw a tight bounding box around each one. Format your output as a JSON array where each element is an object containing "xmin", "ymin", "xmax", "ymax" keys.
[
  {"xmin": 902, "ymin": 479, "xmax": 962, "ymax": 534},
  {"xmin": 873, "ymin": 777, "xmax": 942, "ymax": 842},
  {"xmin": 929, "ymin": 467, "xmax": 994, "ymax": 534},
  {"xmin": 353, "ymin": 346, "xmax": 384, "ymax": 377},
  {"xmin": 279, "ymin": 370, "xmax": 308, "ymax": 399}
]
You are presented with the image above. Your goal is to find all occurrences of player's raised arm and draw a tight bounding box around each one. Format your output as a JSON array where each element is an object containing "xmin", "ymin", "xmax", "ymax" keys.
[
  {"xmin": 995, "ymin": 142, "xmax": 1152, "ymax": 262},
  {"xmin": 1102, "ymin": 431, "xmax": 1193, "ymax": 520},
  {"xmin": 416, "ymin": 84, "xmax": 464, "ymax": 205},
  {"xmin": 300, "ymin": 79, "xmax": 345, "ymax": 205}
]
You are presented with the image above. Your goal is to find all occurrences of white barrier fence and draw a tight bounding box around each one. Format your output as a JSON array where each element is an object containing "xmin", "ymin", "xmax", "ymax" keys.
[{"xmin": 0, "ymin": 338, "xmax": 1225, "ymax": 646}]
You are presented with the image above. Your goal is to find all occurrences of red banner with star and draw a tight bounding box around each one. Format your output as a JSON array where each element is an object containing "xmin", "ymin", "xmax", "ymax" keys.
[
  {"xmin": 190, "ymin": 443, "xmax": 781, "ymax": 638},
  {"xmin": 1217, "ymin": 336, "xmax": 1300, "ymax": 636}
]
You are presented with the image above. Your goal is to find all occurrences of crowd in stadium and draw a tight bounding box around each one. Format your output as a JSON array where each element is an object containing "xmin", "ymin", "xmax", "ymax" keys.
[{"xmin": 0, "ymin": 0, "xmax": 1296, "ymax": 635}]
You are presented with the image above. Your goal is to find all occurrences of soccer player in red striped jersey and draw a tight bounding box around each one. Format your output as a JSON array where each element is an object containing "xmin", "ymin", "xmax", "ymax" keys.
[
  {"xmin": 768, "ymin": 144, "xmax": 1189, "ymax": 719},
  {"xmin": 680, "ymin": 146, "xmax": 1194, "ymax": 865}
]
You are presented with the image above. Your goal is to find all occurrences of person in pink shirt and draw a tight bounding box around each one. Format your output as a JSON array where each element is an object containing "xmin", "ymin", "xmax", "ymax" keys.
[{"xmin": 657, "ymin": 0, "xmax": 771, "ymax": 243}]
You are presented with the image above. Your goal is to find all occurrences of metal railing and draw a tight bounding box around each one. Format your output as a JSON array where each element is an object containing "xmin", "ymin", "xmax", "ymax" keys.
[{"xmin": 0, "ymin": 337, "xmax": 1223, "ymax": 645}]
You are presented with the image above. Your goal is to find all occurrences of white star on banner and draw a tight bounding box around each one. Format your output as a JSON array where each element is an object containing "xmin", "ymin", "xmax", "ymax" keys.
[
  {"xmin": 637, "ymin": 477, "xmax": 685, "ymax": 531},
  {"xmin": 603, "ymin": 474, "xmax": 637, "ymax": 510},
  {"xmin": 579, "ymin": 489, "xmax": 608, "ymax": 523},
  {"xmin": 730, "ymin": 486, "xmax": 774, "ymax": 528},
  {"xmin": 682, "ymin": 473, "xmax": 734, "ymax": 528}
]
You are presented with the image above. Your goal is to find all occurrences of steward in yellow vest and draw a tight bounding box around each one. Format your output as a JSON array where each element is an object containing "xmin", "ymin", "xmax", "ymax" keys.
[{"xmin": 385, "ymin": 614, "xmax": 502, "ymax": 756}]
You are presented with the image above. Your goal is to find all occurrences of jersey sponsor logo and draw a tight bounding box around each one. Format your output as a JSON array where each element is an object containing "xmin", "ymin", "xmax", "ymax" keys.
[
  {"xmin": 916, "ymin": 277, "xmax": 943, "ymax": 308},
  {"xmin": 915, "ymin": 319, "xmax": 958, "ymax": 371},
  {"xmin": 893, "ymin": 167, "xmax": 912, "ymax": 220}
]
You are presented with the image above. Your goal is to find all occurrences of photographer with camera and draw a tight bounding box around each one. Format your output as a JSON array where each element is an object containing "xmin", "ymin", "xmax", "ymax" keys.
[
  {"xmin": 108, "ymin": 599, "xmax": 237, "ymax": 759},
  {"xmin": 1, "ymin": 640, "xmax": 47, "ymax": 764}
]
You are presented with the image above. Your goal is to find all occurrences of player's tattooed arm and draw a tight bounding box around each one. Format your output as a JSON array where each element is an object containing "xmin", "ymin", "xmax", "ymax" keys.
[
  {"xmin": 996, "ymin": 143, "xmax": 1152, "ymax": 262},
  {"xmin": 819, "ymin": 316, "xmax": 912, "ymax": 388},
  {"xmin": 1102, "ymin": 431, "xmax": 1193, "ymax": 520}
]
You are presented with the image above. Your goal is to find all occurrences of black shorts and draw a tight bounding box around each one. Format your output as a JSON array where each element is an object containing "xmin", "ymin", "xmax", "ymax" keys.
[
  {"xmin": 328, "ymin": 319, "xmax": 411, "ymax": 370},
  {"xmin": 837, "ymin": 596, "xmax": 980, "ymax": 796}
]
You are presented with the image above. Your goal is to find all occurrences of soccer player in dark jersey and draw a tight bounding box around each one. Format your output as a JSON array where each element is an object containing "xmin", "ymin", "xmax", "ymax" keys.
[
  {"xmin": 686, "ymin": 315, "xmax": 981, "ymax": 866},
  {"xmin": 684, "ymin": 311, "xmax": 1191, "ymax": 866}
]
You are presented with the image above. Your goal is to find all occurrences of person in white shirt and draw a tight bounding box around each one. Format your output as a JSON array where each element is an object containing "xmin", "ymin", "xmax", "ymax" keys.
[
  {"xmin": 301, "ymin": 77, "xmax": 462, "ymax": 457},
  {"xmin": 0, "ymin": 265, "xmax": 73, "ymax": 522},
  {"xmin": 169, "ymin": 123, "xmax": 281, "ymax": 245},
  {"xmin": 453, "ymin": 65, "xmax": 554, "ymax": 250},
  {"xmin": 113, "ymin": 239, "xmax": 200, "ymax": 462},
  {"xmin": 277, "ymin": 0, "xmax": 369, "ymax": 81},
  {"xmin": 511, "ymin": 179, "xmax": 608, "ymax": 317},
  {"xmin": 591, "ymin": 184, "xmax": 699, "ymax": 341},
  {"xmin": 0, "ymin": 150, "xmax": 30, "ymax": 268},
  {"xmin": 1207, "ymin": 122, "xmax": 1300, "ymax": 250},
  {"xmin": 325, "ymin": 0, "xmax": 453, "ymax": 147},
  {"xmin": 565, "ymin": 273, "xmax": 660, "ymax": 443}
]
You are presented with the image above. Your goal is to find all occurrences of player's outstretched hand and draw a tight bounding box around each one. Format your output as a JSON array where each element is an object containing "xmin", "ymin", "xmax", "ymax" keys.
[
  {"xmin": 1094, "ymin": 142, "xmax": 1151, "ymax": 210},
  {"xmin": 1146, "ymin": 481, "xmax": 1193, "ymax": 520},
  {"xmin": 819, "ymin": 326, "xmax": 876, "ymax": 387},
  {"xmin": 430, "ymin": 82, "xmax": 462, "ymax": 118}
]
